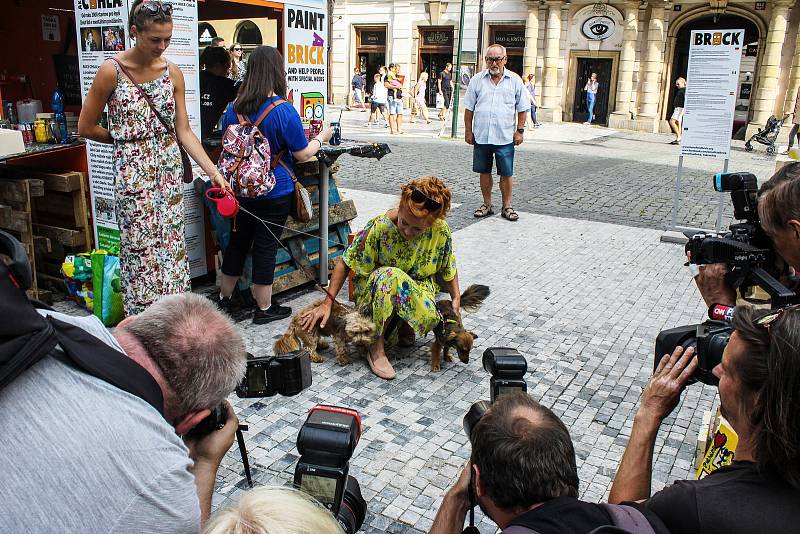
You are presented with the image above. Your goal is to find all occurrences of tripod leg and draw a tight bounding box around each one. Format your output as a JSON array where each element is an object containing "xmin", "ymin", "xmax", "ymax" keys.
[{"xmin": 236, "ymin": 427, "xmax": 253, "ymax": 488}]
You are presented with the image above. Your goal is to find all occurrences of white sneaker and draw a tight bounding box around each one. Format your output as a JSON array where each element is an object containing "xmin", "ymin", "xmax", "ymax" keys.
[{"xmin": 366, "ymin": 122, "xmax": 372, "ymax": 128}]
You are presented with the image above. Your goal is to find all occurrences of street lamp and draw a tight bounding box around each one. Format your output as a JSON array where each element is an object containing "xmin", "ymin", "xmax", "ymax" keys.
[{"xmin": 450, "ymin": 0, "xmax": 467, "ymax": 138}]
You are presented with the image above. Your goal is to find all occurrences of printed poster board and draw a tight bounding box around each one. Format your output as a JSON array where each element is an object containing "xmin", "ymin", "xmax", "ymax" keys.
[
  {"xmin": 74, "ymin": 0, "xmax": 206, "ymax": 277},
  {"xmin": 680, "ymin": 29, "xmax": 744, "ymax": 160},
  {"xmin": 284, "ymin": 2, "xmax": 328, "ymax": 135}
]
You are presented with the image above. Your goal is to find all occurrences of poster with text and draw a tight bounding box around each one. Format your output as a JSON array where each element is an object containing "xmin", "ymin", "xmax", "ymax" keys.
[
  {"xmin": 75, "ymin": 0, "xmax": 206, "ymax": 277},
  {"xmin": 284, "ymin": 3, "xmax": 327, "ymax": 134},
  {"xmin": 680, "ymin": 29, "xmax": 744, "ymax": 160}
]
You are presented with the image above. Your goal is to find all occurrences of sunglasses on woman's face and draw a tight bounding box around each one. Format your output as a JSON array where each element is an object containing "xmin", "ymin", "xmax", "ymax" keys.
[
  {"xmin": 755, "ymin": 304, "xmax": 800, "ymax": 329},
  {"xmin": 141, "ymin": 1, "xmax": 173, "ymax": 15},
  {"xmin": 234, "ymin": 47, "xmax": 242, "ymax": 51},
  {"xmin": 410, "ymin": 187, "xmax": 442, "ymax": 212}
]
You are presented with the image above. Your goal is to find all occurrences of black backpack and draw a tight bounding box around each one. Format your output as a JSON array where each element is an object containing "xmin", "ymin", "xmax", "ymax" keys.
[
  {"xmin": 504, "ymin": 502, "xmax": 668, "ymax": 534},
  {"xmin": 0, "ymin": 230, "xmax": 163, "ymax": 413}
]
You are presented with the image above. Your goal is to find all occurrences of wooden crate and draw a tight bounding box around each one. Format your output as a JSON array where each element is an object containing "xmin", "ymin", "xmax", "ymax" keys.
[{"xmin": 0, "ymin": 167, "xmax": 92, "ymax": 299}]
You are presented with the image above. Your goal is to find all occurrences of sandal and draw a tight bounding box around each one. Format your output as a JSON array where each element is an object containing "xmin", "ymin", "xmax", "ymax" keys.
[
  {"xmin": 474, "ymin": 204, "xmax": 494, "ymax": 218},
  {"xmin": 501, "ymin": 206, "xmax": 519, "ymax": 221}
]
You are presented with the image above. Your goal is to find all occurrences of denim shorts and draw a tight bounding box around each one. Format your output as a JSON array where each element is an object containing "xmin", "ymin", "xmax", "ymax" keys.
[
  {"xmin": 387, "ymin": 96, "xmax": 403, "ymax": 115},
  {"xmin": 472, "ymin": 142, "xmax": 515, "ymax": 176}
]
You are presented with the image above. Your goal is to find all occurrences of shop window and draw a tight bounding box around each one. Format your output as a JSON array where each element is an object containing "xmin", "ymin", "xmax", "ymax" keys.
[
  {"xmin": 236, "ymin": 20, "xmax": 262, "ymax": 45},
  {"xmin": 198, "ymin": 22, "xmax": 218, "ymax": 46}
]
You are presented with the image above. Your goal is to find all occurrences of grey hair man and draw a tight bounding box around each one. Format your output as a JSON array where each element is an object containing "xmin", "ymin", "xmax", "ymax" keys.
[
  {"xmin": 464, "ymin": 44, "xmax": 529, "ymax": 223},
  {"xmin": 0, "ymin": 292, "xmax": 246, "ymax": 533}
]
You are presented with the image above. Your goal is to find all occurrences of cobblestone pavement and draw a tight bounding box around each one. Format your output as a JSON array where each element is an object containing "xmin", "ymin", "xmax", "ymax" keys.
[
  {"xmin": 332, "ymin": 117, "xmax": 780, "ymax": 233},
  {"xmin": 210, "ymin": 204, "xmax": 717, "ymax": 533}
]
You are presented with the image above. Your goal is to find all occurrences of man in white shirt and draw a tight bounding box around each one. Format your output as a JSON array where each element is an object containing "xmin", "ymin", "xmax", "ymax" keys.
[{"xmin": 464, "ymin": 44, "xmax": 529, "ymax": 222}]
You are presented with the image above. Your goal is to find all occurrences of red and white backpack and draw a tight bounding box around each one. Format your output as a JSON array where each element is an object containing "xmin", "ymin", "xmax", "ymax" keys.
[{"xmin": 217, "ymin": 99, "xmax": 288, "ymax": 198}]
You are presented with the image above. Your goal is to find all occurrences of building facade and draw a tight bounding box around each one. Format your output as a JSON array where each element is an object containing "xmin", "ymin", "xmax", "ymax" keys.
[{"xmin": 330, "ymin": 0, "xmax": 800, "ymax": 137}]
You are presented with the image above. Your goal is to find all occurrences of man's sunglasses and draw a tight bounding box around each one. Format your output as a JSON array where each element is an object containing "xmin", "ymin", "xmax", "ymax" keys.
[
  {"xmin": 485, "ymin": 56, "xmax": 506, "ymax": 63},
  {"xmin": 410, "ymin": 187, "xmax": 442, "ymax": 212},
  {"xmin": 140, "ymin": 1, "xmax": 173, "ymax": 15},
  {"xmin": 755, "ymin": 304, "xmax": 800, "ymax": 328}
]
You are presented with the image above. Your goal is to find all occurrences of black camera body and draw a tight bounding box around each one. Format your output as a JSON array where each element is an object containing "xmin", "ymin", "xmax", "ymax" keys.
[
  {"xmin": 685, "ymin": 172, "xmax": 795, "ymax": 306},
  {"xmin": 235, "ymin": 351, "xmax": 312, "ymax": 398},
  {"xmin": 463, "ymin": 348, "xmax": 529, "ymax": 440},
  {"xmin": 655, "ymin": 320, "xmax": 732, "ymax": 386},
  {"xmin": 483, "ymin": 347, "xmax": 528, "ymax": 402},
  {"xmin": 294, "ymin": 405, "xmax": 365, "ymax": 534}
]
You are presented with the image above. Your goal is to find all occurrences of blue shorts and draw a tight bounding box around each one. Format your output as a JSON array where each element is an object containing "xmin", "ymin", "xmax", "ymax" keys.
[
  {"xmin": 387, "ymin": 96, "xmax": 403, "ymax": 115},
  {"xmin": 472, "ymin": 142, "xmax": 515, "ymax": 176}
]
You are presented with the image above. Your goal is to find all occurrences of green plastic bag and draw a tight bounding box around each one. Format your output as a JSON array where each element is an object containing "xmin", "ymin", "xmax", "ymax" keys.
[{"xmin": 91, "ymin": 250, "xmax": 124, "ymax": 326}]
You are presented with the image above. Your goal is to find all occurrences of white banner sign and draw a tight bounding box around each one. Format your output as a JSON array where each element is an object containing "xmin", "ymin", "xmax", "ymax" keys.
[
  {"xmin": 284, "ymin": 3, "xmax": 327, "ymax": 133},
  {"xmin": 680, "ymin": 29, "xmax": 744, "ymax": 160},
  {"xmin": 75, "ymin": 0, "xmax": 206, "ymax": 277}
]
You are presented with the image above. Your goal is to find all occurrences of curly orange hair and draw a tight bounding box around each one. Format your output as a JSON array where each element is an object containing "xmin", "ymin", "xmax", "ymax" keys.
[{"xmin": 399, "ymin": 176, "xmax": 452, "ymax": 222}]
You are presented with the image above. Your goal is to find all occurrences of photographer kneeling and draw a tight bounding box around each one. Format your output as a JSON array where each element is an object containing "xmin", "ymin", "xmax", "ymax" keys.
[
  {"xmin": 608, "ymin": 304, "xmax": 800, "ymax": 532},
  {"xmin": 431, "ymin": 393, "xmax": 667, "ymax": 533},
  {"xmin": 0, "ymin": 290, "xmax": 247, "ymax": 532}
]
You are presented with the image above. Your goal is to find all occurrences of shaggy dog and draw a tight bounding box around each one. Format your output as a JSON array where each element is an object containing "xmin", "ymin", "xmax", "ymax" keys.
[
  {"xmin": 431, "ymin": 284, "xmax": 490, "ymax": 371},
  {"xmin": 274, "ymin": 299, "xmax": 376, "ymax": 364}
]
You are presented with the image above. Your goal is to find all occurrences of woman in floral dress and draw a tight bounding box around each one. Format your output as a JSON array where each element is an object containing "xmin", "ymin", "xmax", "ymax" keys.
[
  {"xmin": 78, "ymin": 0, "xmax": 229, "ymax": 315},
  {"xmin": 301, "ymin": 176, "xmax": 462, "ymax": 380}
]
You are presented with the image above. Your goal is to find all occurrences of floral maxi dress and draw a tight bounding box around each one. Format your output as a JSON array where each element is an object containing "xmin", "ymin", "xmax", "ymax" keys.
[
  {"xmin": 343, "ymin": 214, "xmax": 458, "ymax": 336},
  {"xmin": 108, "ymin": 61, "xmax": 189, "ymax": 315}
]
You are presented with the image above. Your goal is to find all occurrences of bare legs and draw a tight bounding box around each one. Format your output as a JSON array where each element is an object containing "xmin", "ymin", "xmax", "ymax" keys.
[
  {"xmin": 480, "ymin": 174, "xmax": 513, "ymax": 209},
  {"xmin": 220, "ymin": 273, "xmax": 273, "ymax": 309}
]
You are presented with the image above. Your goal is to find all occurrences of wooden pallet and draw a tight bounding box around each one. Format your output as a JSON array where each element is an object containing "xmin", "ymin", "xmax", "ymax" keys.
[{"xmin": 0, "ymin": 167, "xmax": 92, "ymax": 300}]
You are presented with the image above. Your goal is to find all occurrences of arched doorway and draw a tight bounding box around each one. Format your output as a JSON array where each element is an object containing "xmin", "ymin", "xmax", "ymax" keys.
[
  {"xmin": 667, "ymin": 13, "xmax": 760, "ymax": 137},
  {"xmin": 236, "ymin": 20, "xmax": 263, "ymax": 47}
]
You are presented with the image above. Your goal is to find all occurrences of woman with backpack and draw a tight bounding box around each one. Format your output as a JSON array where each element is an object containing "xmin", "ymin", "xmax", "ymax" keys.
[
  {"xmin": 217, "ymin": 46, "xmax": 332, "ymax": 324},
  {"xmin": 77, "ymin": 0, "xmax": 231, "ymax": 315}
]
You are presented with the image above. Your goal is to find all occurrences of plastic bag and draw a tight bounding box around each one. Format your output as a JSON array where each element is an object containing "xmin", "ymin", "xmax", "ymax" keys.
[
  {"xmin": 91, "ymin": 250, "xmax": 124, "ymax": 326},
  {"xmin": 435, "ymin": 93, "xmax": 445, "ymax": 110},
  {"xmin": 61, "ymin": 254, "xmax": 94, "ymax": 311}
]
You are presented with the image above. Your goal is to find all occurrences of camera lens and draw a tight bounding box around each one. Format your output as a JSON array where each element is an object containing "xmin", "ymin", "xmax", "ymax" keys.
[
  {"xmin": 336, "ymin": 476, "xmax": 366, "ymax": 534},
  {"xmin": 463, "ymin": 400, "xmax": 491, "ymax": 442}
]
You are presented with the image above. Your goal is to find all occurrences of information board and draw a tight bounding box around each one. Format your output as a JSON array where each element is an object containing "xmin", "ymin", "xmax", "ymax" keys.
[
  {"xmin": 284, "ymin": 3, "xmax": 328, "ymax": 133},
  {"xmin": 74, "ymin": 0, "xmax": 206, "ymax": 277},
  {"xmin": 680, "ymin": 29, "xmax": 744, "ymax": 160}
]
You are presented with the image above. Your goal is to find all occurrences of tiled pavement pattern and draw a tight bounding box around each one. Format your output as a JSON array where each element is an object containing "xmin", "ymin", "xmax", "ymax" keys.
[
  {"xmin": 333, "ymin": 129, "xmax": 778, "ymax": 233},
  {"xmin": 211, "ymin": 209, "xmax": 717, "ymax": 533}
]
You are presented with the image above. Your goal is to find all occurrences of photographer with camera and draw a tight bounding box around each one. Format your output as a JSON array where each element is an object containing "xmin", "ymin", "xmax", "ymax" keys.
[
  {"xmin": 608, "ymin": 304, "xmax": 800, "ymax": 532},
  {"xmin": 0, "ymin": 290, "xmax": 247, "ymax": 532},
  {"xmin": 431, "ymin": 393, "xmax": 667, "ymax": 533},
  {"xmin": 692, "ymin": 162, "xmax": 800, "ymax": 307}
]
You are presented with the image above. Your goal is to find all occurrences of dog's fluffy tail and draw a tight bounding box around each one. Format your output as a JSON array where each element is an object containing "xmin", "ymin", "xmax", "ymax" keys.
[
  {"xmin": 460, "ymin": 284, "xmax": 490, "ymax": 313},
  {"xmin": 274, "ymin": 324, "xmax": 301, "ymax": 354}
]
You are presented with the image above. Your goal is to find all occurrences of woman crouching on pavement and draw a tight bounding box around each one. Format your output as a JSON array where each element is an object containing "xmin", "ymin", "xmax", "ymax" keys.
[{"xmin": 300, "ymin": 176, "xmax": 461, "ymax": 380}]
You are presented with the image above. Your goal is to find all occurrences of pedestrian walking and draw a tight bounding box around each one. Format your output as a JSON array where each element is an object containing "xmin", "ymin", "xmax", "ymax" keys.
[
  {"xmin": 350, "ymin": 67, "xmax": 367, "ymax": 112},
  {"xmin": 437, "ymin": 62, "xmax": 454, "ymax": 121},
  {"xmin": 410, "ymin": 72, "xmax": 432, "ymax": 124},
  {"xmin": 583, "ymin": 72, "xmax": 599, "ymax": 124},
  {"xmin": 367, "ymin": 72, "xmax": 390, "ymax": 127},
  {"xmin": 784, "ymin": 85, "xmax": 800, "ymax": 155},
  {"xmin": 385, "ymin": 63, "xmax": 405, "ymax": 134},
  {"xmin": 669, "ymin": 77, "xmax": 686, "ymax": 145},
  {"xmin": 464, "ymin": 44, "xmax": 528, "ymax": 222},
  {"xmin": 525, "ymin": 73, "xmax": 540, "ymax": 129},
  {"xmin": 218, "ymin": 46, "xmax": 333, "ymax": 324},
  {"xmin": 78, "ymin": 0, "xmax": 231, "ymax": 315}
]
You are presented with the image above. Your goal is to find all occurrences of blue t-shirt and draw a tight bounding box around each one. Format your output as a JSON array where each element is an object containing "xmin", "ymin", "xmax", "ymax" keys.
[{"xmin": 221, "ymin": 96, "xmax": 308, "ymax": 198}]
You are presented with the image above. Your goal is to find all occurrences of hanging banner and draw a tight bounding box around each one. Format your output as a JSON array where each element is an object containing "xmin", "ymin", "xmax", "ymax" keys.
[
  {"xmin": 680, "ymin": 29, "xmax": 744, "ymax": 160},
  {"xmin": 75, "ymin": 0, "xmax": 206, "ymax": 277},
  {"xmin": 284, "ymin": 3, "xmax": 328, "ymax": 136}
]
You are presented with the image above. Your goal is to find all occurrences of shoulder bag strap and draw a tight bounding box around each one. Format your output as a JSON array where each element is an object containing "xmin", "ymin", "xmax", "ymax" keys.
[
  {"xmin": 111, "ymin": 58, "xmax": 181, "ymax": 145},
  {"xmin": 253, "ymin": 98, "xmax": 288, "ymax": 128}
]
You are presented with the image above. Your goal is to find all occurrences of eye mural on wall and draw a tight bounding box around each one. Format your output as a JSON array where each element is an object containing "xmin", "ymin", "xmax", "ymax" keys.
[{"xmin": 581, "ymin": 16, "xmax": 616, "ymax": 40}]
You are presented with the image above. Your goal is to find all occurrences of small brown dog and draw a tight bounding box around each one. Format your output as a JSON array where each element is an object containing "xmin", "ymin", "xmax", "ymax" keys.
[
  {"xmin": 430, "ymin": 284, "xmax": 490, "ymax": 371},
  {"xmin": 274, "ymin": 299, "xmax": 377, "ymax": 364}
]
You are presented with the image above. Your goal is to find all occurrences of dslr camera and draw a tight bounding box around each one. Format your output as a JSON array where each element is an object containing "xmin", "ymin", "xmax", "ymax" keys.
[
  {"xmin": 463, "ymin": 347, "xmax": 528, "ymax": 441},
  {"xmin": 658, "ymin": 172, "xmax": 798, "ymax": 386},
  {"xmin": 294, "ymin": 405, "xmax": 366, "ymax": 534}
]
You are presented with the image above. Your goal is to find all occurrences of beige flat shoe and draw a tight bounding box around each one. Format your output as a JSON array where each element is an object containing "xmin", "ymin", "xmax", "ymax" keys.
[{"xmin": 367, "ymin": 346, "xmax": 396, "ymax": 380}]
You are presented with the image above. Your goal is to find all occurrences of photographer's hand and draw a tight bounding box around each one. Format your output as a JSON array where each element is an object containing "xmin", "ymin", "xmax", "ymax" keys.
[
  {"xmin": 609, "ymin": 346, "xmax": 697, "ymax": 504},
  {"xmin": 185, "ymin": 401, "xmax": 238, "ymax": 525},
  {"xmin": 430, "ymin": 462, "xmax": 472, "ymax": 534},
  {"xmin": 691, "ymin": 260, "xmax": 736, "ymax": 307}
]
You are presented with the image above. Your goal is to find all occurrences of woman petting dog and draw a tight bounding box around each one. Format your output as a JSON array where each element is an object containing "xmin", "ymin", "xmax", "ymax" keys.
[{"xmin": 299, "ymin": 176, "xmax": 461, "ymax": 380}]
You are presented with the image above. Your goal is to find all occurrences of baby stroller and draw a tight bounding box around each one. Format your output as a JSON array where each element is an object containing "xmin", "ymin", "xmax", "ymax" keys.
[{"xmin": 744, "ymin": 114, "xmax": 790, "ymax": 155}]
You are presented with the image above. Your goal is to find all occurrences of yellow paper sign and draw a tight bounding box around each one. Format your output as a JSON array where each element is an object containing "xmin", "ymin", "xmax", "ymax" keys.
[{"xmin": 697, "ymin": 416, "xmax": 738, "ymax": 479}]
